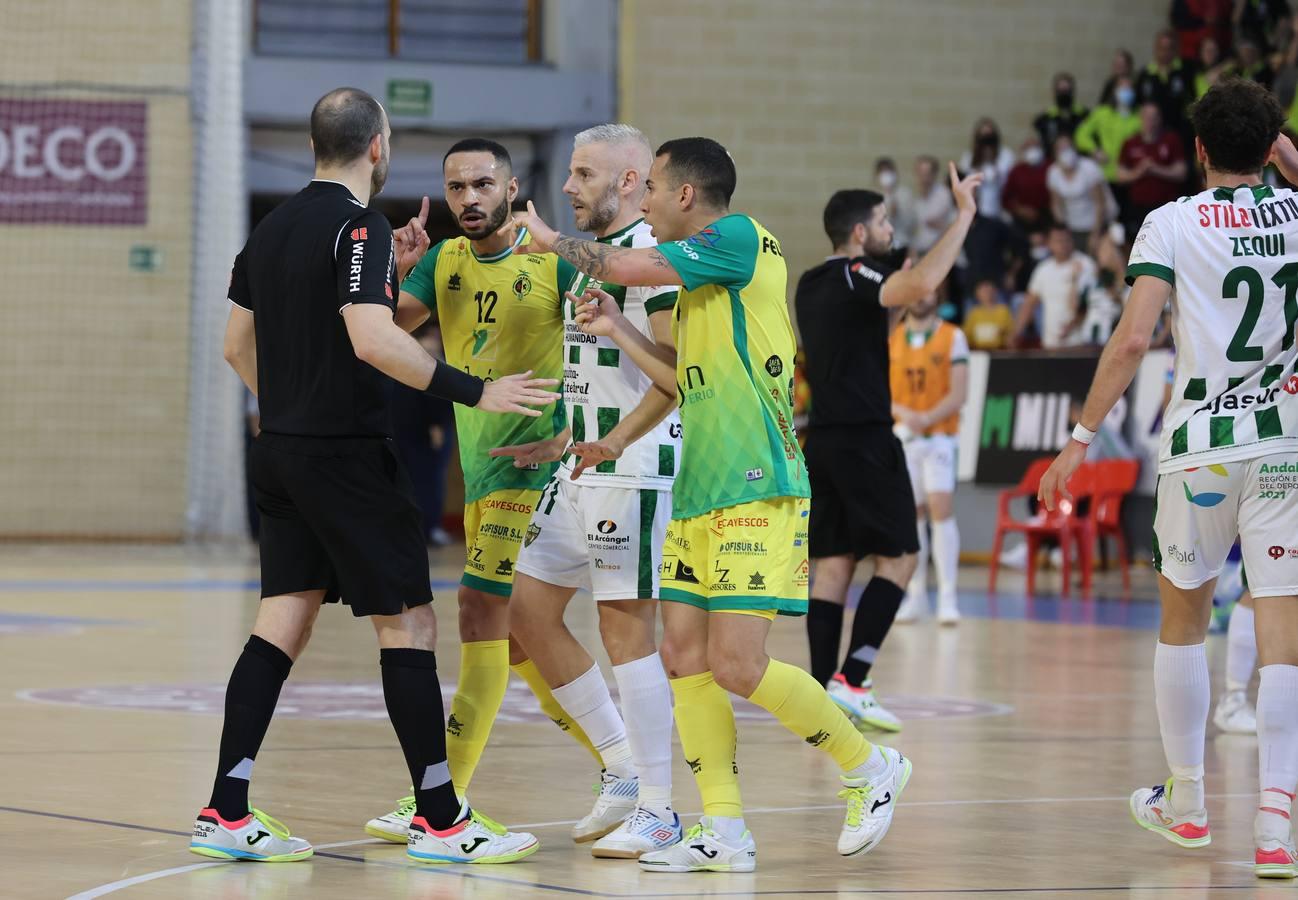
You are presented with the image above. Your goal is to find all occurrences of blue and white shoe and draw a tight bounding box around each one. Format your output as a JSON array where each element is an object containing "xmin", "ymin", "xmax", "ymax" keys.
[
  {"xmin": 591, "ymin": 806, "xmax": 683, "ymax": 858},
  {"xmin": 572, "ymin": 770, "xmax": 638, "ymax": 842}
]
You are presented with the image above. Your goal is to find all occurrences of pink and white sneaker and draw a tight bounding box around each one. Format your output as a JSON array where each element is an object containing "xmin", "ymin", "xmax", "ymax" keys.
[
  {"xmin": 1255, "ymin": 792, "xmax": 1297, "ymax": 879},
  {"xmin": 1129, "ymin": 780, "xmax": 1210, "ymax": 848}
]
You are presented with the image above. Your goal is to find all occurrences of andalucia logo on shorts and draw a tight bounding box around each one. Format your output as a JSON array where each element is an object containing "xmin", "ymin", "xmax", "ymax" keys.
[
  {"xmin": 1182, "ymin": 464, "xmax": 1229, "ymax": 508},
  {"xmin": 512, "ymin": 272, "xmax": 533, "ymax": 301}
]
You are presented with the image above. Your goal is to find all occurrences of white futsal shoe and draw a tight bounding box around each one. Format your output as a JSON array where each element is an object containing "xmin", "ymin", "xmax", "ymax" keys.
[
  {"xmin": 1256, "ymin": 807, "xmax": 1298, "ymax": 879},
  {"xmin": 936, "ymin": 593, "xmax": 961, "ymax": 626},
  {"xmin": 365, "ymin": 793, "xmax": 415, "ymax": 843},
  {"xmin": 894, "ymin": 593, "xmax": 923, "ymax": 623},
  {"xmin": 190, "ymin": 807, "xmax": 313, "ymax": 862},
  {"xmin": 1129, "ymin": 779, "xmax": 1211, "ymax": 848},
  {"xmin": 407, "ymin": 805, "xmax": 538, "ymax": 864},
  {"xmin": 837, "ymin": 746, "xmax": 912, "ymax": 855},
  {"xmin": 591, "ymin": 805, "xmax": 683, "ymax": 858},
  {"xmin": 638, "ymin": 818, "xmax": 757, "ymax": 873},
  {"xmin": 1213, "ymin": 689, "xmax": 1257, "ymax": 734},
  {"xmin": 828, "ymin": 673, "xmax": 903, "ymax": 732},
  {"xmin": 572, "ymin": 770, "xmax": 638, "ymax": 842}
]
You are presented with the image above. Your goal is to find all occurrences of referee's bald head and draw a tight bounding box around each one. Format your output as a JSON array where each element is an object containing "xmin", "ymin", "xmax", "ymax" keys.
[{"xmin": 310, "ymin": 87, "xmax": 388, "ymax": 167}]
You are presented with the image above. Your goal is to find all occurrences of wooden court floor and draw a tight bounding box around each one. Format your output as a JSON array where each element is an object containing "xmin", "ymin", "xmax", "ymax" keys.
[{"xmin": 0, "ymin": 543, "xmax": 1291, "ymax": 898}]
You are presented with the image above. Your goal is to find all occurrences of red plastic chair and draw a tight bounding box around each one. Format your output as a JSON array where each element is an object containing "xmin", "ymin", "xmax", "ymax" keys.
[
  {"xmin": 1078, "ymin": 459, "xmax": 1140, "ymax": 593},
  {"xmin": 989, "ymin": 460, "xmax": 1096, "ymax": 597}
]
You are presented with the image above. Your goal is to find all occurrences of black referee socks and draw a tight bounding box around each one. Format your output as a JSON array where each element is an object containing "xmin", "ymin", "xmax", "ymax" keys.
[
  {"xmin": 209, "ymin": 634, "xmax": 294, "ymax": 821},
  {"xmin": 380, "ymin": 647, "xmax": 461, "ymax": 829},
  {"xmin": 840, "ymin": 577, "xmax": 906, "ymax": 687},
  {"xmin": 806, "ymin": 599, "xmax": 845, "ymax": 687}
]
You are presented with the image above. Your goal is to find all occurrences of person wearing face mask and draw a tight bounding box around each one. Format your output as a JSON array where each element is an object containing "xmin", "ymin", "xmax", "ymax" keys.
[
  {"xmin": 958, "ymin": 118, "xmax": 1015, "ymax": 220},
  {"xmin": 1098, "ymin": 49, "xmax": 1136, "ymax": 105},
  {"xmin": 1033, "ymin": 72, "xmax": 1089, "ymax": 155},
  {"xmin": 874, "ymin": 156, "xmax": 916, "ymax": 253},
  {"xmin": 1074, "ymin": 75, "xmax": 1143, "ymax": 186},
  {"xmin": 1047, "ymin": 134, "xmax": 1112, "ymax": 253},
  {"xmin": 1001, "ymin": 135, "xmax": 1051, "ymax": 232}
]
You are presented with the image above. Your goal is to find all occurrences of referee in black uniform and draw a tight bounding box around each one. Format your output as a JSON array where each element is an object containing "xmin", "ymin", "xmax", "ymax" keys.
[
  {"xmin": 190, "ymin": 87, "xmax": 553, "ymax": 864},
  {"xmin": 794, "ymin": 163, "xmax": 981, "ymax": 730}
]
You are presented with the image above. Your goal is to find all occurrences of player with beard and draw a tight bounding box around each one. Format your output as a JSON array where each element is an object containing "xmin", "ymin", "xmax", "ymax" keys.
[
  {"xmin": 363, "ymin": 138, "xmax": 599, "ymax": 842},
  {"xmin": 493, "ymin": 125, "xmax": 682, "ymax": 857}
]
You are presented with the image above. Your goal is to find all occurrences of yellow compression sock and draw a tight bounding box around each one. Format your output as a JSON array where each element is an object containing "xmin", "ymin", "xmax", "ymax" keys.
[
  {"xmin": 446, "ymin": 639, "xmax": 510, "ymax": 795},
  {"xmin": 510, "ymin": 658, "xmax": 602, "ymax": 767},
  {"xmin": 671, "ymin": 671, "xmax": 743, "ymax": 817},
  {"xmin": 748, "ymin": 657, "xmax": 874, "ymax": 771}
]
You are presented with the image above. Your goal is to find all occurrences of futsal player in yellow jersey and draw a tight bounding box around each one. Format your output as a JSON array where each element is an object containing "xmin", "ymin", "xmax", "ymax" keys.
[
  {"xmin": 363, "ymin": 139, "xmax": 604, "ymax": 842},
  {"xmin": 511, "ymin": 138, "xmax": 911, "ymax": 872},
  {"xmin": 889, "ymin": 294, "xmax": 969, "ymax": 625}
]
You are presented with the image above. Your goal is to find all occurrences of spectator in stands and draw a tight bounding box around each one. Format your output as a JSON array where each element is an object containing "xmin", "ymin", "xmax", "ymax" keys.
[
  {"xmin": 1172, "ymin": 0, "xmax": 1234, "ymax": 60},
  {"xmin": 1098, "ymin": 49, "xmax": 1136, "ymax": 104},
  {"xmin": 1194, "ymin": 35, "xmax": 1237, "ymax": 96},
  {"xmin": 1076, "ymin": 224, "xmax": 1129, "ymax": 346},
  {"xmin": 1236, "ymin": 37, "xmax": 1276, "ymax": 86},
  {"xmin": 913, "ymin": 154, "xmax": 955, "ymax": 254},
  {"xmin": 1047, "ymin": 133, "xmax": 1110, "ymax": 252},
  {"xmin": 1074, "ymin": 74, "xmax": 1142, "ymax": 187},
  {"xmin": 875, "ymin": 156, "xmax": 917, "ymax": 253},
  {"xmin": 1034, "ymin": 72, "xmax": 1089, "ymax": 154},
  {"xmin": 1013, "ymin": 224, "xmax": 1096, "ymax": 349},
  {"xmin": 1117, "ymin": 103, "xmax": 1187, "ymax": 241},
  {"xmin": 959, "ymin": 117, "xmax": 1015, "ymax": 220},
  {"xmin": 1137, "ymin": 29, "xmax": 1197, "ymax": 134},
  {"xmin": 1001, "ymin": 135, "xmax": 1051, "ymax": 232},
  {"xmin": 1236, "ymin": 0, "xmax": 1292, "ymax": 54},
  {"xmin": 964, "ymin": 278, "xmax": 1015, "ymax": 350},
  {"xmin": 1273, "ymin": 31, "xmax": 1298, "ymax": 129},
  {"xmin": 960, "ymin": 210, "xmax": 1024, "ymax": 306}
]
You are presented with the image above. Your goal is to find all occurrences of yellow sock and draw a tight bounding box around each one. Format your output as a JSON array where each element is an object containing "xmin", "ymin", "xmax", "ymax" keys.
[
  {"xmin": 671, "ymin": 671, "xmax": 743, "ymax": 817},
  {"xmin": 510, "ymin": 658, "xmax": 602, "ymax": 767},
  {"xmin": 748, "ymin": 657, "xmax": 873, "ymax": 771},
  {"xmin": 446, "ymin": 639, "xmax": 509, "ymax": 795}
]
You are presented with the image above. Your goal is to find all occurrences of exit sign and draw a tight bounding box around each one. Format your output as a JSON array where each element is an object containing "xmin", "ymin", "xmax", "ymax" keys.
[{"xmin": 387, "ymin": 79, "xmax": 432, "ymax": 117}]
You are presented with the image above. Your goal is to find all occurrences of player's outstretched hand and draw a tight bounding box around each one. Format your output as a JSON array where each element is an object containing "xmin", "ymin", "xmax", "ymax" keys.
[
  {"xmin": 489, "ymin": 433, "xmax": 569, "ymax": 468},
  {"xmin": 949, "ymin": 161, "xmax": 985, "ymax": 218},
  {"xmin": 1036, "ymin": 440, "xmax": 1087, "ymax": 512},
  {"xmin": 475, "ymin": 370, "xmax": 560, "ymax": 416},
  {"xmin": 505, "ymin": 201, "xmax": 559, "ymax": 255},
  {"xmin": 395, "ymin": 195, "xmax": 432, "ymax": 279},
  {"xmin": 568, "ymin": 437, "xmax": 626, "ymax": 480},
  {"xmin": 571, "ymin": 288, "xmax": 624, "ymax": 338}
]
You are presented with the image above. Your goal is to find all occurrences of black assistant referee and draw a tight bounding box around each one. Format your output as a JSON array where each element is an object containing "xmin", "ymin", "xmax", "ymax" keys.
[
  {"xmin": 189, "ymin": 87, "xmax": 552, "ymax": 864},
  {"xmin": 794, "ymin": 165, "xmax": 982, "ymax": 729}
]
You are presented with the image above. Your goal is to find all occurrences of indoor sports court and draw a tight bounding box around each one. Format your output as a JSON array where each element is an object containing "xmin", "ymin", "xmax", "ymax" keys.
[{"xmin": 6, "ymin": 0, "xmax": 1298, "ymax": 897}]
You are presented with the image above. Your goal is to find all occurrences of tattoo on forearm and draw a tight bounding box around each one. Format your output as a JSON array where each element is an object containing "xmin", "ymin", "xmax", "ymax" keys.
[{"xmin": 552, "ymin": 236, "xmax": 675, "ymax": 280}]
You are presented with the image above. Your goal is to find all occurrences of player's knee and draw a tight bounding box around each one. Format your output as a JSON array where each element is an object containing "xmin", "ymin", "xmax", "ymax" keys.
[
  {"xmin": 709, "ymin": 651, "xmax": 764, "ymax": 697},
  {"xmin": 404, "ymin": 603, "xmax": 438, "ymax": 650},
  {"xmin": 877, "ymin": 552, "xmax": 918, "ymax": 586},
  {"xmin": 458, "ymin": 587, "xmax": 508, "ymax": 642},
  {"xmin": 597, "ymin": 606, "xmax": 655, "ymax": 664},
  {"xmin": 659, "ymin": 631, "xmax": 707, "ymax": 679}
]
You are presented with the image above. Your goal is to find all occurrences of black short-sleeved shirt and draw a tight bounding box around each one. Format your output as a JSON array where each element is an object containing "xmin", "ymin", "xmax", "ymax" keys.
[
  {"xmin": 794, "ymin": 255, "xmax": 896, "ymax": 429},
  {"xmin": 230, "ymin": 180, "xmax": 398, "ymax": 437}
]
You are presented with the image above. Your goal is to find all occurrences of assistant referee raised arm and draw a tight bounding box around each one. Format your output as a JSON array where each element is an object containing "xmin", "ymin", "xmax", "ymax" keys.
[{"xmin": 189, "ymin": 87, "xmax": 550, "ymax": 867}]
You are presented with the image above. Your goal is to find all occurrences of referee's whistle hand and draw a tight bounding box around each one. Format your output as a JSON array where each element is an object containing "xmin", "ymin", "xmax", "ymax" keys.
[{"xmin": 475, "ymin": 371, "xmax": 561, "ymax": 416}]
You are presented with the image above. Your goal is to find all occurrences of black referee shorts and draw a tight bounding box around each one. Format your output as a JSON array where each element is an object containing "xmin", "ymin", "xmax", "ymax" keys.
[
  {"xmin": 250, "ymin": 433, "xmax": 433, "ymax": 617},
  {"xmin": 804, "ymin": 425, "xmax": 920, "ymax": 560}
]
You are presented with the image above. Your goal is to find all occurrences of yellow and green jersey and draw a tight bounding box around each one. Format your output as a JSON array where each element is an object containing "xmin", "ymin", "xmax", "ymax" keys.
[
  {"xmin": 656, "ymin": 214, "xmax": 810, "ymax": 519},
  {"xmin": 402, "ymin": 237, "xmax": 567, "ymax": 503}
]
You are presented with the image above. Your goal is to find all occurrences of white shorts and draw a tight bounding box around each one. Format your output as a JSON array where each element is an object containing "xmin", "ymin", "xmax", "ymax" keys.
[
  {"xmin": 1154, "ymin": 454, "xmax": 1298, "ymax": 598},
  {"xmin": 514, "ymin": 475, "xmax": 672, "ymax": 601},
  {"xmin": 903, "ymin": 433, "xmax": 958, "ymax": 504}
]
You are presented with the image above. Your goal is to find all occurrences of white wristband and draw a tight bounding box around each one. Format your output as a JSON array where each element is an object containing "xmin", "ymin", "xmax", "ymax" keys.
[{"xmin": 1071, "ymin": 423, "xmax": 1096, "ymax": 446}]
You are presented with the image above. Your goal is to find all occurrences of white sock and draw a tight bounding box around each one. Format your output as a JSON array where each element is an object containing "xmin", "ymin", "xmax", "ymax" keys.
[
  {"xmin": 932, "ymin": 516, "xmax": 960, "ymax": 607},
  {"xmin": 1154, "ymin": 642, "xmax": 1209, "ymax": 814},
  {"xmin": 1257, "ymin": 665, "xmax": 1298, "ymax": 837},
  {"xmin": 708, "ymin": 815, "xmax": 747, "ymax": 840},
  {"xmin": 551, "ymin": 664, "xmax": 633, "ymax": 776},
  {"xmin": 1226, "ymin": 604, "xmax": 1257, "ymax": 692},
  {"xmin": 612, "ymin": 652, "xmax": 673, "ymax": 816},
  {"xmin": 906, "ymin": 517, "xmax": 929, "ymax": 605},
  {"xmin": 846, "ymin": 744, "xmax": 888, "ymax": 780}
]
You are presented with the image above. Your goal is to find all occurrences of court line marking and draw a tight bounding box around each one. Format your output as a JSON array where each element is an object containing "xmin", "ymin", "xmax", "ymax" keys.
[{"xmin": 16, "ymin": 791, "xmax": 1264, "ymax": 899}]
